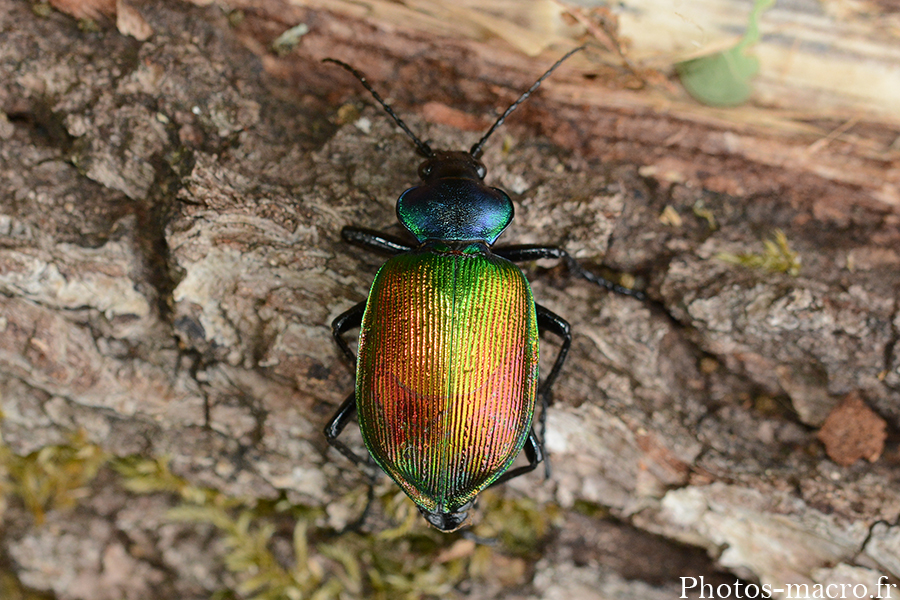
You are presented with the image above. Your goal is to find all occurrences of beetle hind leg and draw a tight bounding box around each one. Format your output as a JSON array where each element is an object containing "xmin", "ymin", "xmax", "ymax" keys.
[
  {"xmin": 329, "ymin": 301, "xmax": 382, "ymax": 472},
  {"xmin": 535, "ymin": 304, "xmax": 572, "ymax": 478},
  {"xmin": 328, "ymin": 282, "xmax": 381, "ymax": 531},
  {"xmin": 490, "ymin": 430, "xmax": 544, "ymax": 487},
  {"xmin": 340, "ymin": 479, "xmax": 376, "ymax": 534},
  {"xmin": 324, "ymin": 392, "xmax": 382, "ymax": 531},
  {"xmin": 324, "ymin": 393, "xmax": 371, "ymax": 467},
  {"xmin": 328, "ymin": 302, "xmax": 379, "ymax": 468}
]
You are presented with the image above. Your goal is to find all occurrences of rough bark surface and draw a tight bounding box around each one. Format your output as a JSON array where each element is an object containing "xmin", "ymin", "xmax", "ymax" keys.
[{"xmin": 1, "ymin": 1, "xmax": 899, "ymax": 599}]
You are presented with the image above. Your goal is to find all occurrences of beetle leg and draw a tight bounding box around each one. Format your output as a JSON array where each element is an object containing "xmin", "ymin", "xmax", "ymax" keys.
[
  {"xmin": 535, "ymin": 303, "xmax": 571, "ymax": 407},
  {"xmin": 323, "ymin": 392, "xmax": 374, "ymax": 470},
  {"xmin": 341, "ymin": 478, "xmax": 376, "ymax": 534},
  {"xmin": 342, "ymin": 226, "xmax": 415, "ymax": 255},
  {"xmin": 494, "ymin": 244, "xmax": 645, "ymax": 300},
  {"xmin": 332, "ymin": 301, "xmax": 366, "ymax": 364},
  {"xmin": 489, "ymin": 430, "xmax": 544, "ymax": 486},
  {"xmin": 324, "ymin": 394, "xmax": 381, "ymax": 531},
  {"xmin": 535, "ymin": 304, "xmax": 571, "ymax": 479}
]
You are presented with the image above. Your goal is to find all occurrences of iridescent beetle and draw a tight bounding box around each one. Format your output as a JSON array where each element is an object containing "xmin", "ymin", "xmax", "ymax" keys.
[{"xmin": 324, "ymin": 49, "xmax": 640, "ymax": 531}]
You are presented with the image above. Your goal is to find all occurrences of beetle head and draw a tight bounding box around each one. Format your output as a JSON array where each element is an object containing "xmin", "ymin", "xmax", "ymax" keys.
[
  {"xmin": 419, "ymin": 502, "xmax": 472, "ymax": 532},
  {"xmin": 417, "ymin": 150, "xmax": 486, "ymax": 182}
]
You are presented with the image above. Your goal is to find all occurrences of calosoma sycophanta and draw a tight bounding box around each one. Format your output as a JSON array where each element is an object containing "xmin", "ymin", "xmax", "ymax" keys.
[{"xmin": 324, "ymin": 48, "xmax": 642, "ymax": 532}]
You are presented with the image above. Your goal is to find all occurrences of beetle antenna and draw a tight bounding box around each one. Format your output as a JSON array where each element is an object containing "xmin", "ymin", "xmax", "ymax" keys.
[
  {"xmin": 323, "ymin": 58, "xmax": 435, "ymax": 158},
  {"xmin": 469, "ymin": 46, "xmax": 586, "ymax": 159}
]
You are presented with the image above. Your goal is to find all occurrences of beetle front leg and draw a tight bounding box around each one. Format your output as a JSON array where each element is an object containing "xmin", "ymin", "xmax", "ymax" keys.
[
  {"xmin": 494, "ymin": 244, "xmax": 645, "ymax": 300},
  {"xmin": 342, "ymin": 226, "xmax": 415, "ymax": 256}
]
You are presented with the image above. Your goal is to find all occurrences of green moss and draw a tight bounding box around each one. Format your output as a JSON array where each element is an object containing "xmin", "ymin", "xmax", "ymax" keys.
[
  {"xmin": 471, "ymin": 489, "xmax": 560, "ymax": 555},
  {"xmin": 30, "ymin": 2, "xmax": 52, "ymax": 18},
  {"xmin": 692, "ymin": 200, "xmax": 718, "ymax": 230},
  {"xmin": 572, "ymin": 499, "xmax": 612, "ymax": 520},
  {"xmin": 76, "ymin": 18, "xmax": 101, "ymax": 33},
  {"xmin": 108, "ymin": 455, "xmax": 559, "ymax": 598},
  {"xmin": 716, "ymin": 229, "xmax": 801, "ymax": 276},
  {"xmin": 0, "ymin": 570, "xmax": 55, "ymax": 600},
  {"xmin": 163, "ymin": 470, "xmax": 557, "ymax": 598},
  {"xmin": 1, "ymin": 430, "xmax": 559, "ymax": 599},
  {"xmin": 227, "ymin": 10, "xmax": 245, "ymax": 28},
  {"xmin": 0, "ymin": 430, "xmax": 107, "ymax": 525}
]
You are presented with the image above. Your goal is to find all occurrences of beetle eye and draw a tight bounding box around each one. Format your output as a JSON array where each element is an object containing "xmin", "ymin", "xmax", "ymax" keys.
[
  {"xmin": 476, "ymin": 164, "xmax": 486, "ymax": 179},
  {"xmin": 419, "ymin": 163, "xmax": 433, "ymax": 178}
]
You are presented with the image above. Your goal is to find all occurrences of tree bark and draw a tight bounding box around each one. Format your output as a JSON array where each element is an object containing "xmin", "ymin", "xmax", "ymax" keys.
[{"xmin": 1, "ymin": 1, "xmax": 898, "ymax": 599}]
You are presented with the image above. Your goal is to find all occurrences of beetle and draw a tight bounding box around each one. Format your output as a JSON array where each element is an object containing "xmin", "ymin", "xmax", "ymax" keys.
[{"xmin": 323, "ymin": 48, "xmax": 641, "ymax": 531}]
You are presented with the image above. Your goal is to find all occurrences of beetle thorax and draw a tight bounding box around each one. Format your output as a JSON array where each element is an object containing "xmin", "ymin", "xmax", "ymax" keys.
[{"xmin": 397, "ymin": 151, "xmax": 514, "ymax": 245}]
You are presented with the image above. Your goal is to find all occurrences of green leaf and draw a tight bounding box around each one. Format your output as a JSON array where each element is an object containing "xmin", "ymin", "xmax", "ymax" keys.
[{"xmin": 676, "ymin": 0, "xmax": 775, "ymax": 106}]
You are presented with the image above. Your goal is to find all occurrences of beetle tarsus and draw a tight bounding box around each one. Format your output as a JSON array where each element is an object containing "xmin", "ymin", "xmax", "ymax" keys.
[
  {"xmin": 566, "ymin": 256, "xmax": 646, "ymax": 300},
  {"xmin": 340, "ymin": 481, "xmax": 377, "ymax": 534},
  {"xmin": 461, "ymin": 529, "xmax": 499, "ymax": 546}
]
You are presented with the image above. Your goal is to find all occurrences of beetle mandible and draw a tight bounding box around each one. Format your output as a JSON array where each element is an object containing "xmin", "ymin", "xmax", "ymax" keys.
[{"xmin": 324, "ymin": 48, "xmax": 641, "ymax": 532}]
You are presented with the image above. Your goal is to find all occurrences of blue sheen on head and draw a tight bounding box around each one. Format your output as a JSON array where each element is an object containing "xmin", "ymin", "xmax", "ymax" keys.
[{"xmin": 397, "ymin": 180, "xmax": 513, "ymax": 244}]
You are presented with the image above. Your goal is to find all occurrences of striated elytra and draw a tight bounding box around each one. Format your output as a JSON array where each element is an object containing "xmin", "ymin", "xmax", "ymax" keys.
[{"xmin": 323, "ymin": 48, "xmax": 640, "ymax": 531}]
